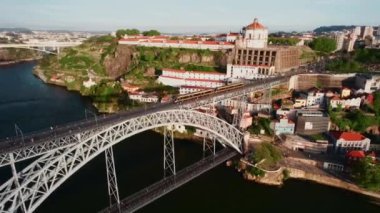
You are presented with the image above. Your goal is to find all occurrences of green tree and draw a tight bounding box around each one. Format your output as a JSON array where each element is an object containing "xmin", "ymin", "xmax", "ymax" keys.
[
  {"xmin": 268, "ymin": 37, "xmax": 300, "ymax": 46},
  {"xmin": 116, "ymin": 29, "xmax": 127, "ymax": 39},
  {"xmin": 143, "ymin": 30, "xmax": 161, "ymax": 36},
  {"xmin": 373, "ymin": 92, "xmax": 380, "ymax": 117},
  {"xmin": 116, "ymin": 28, "xmax": 140, "ymax": 38},
  {"xmin": 352, "ymin": 157, "xmax": 380, "ymax": 191},
  {"xmin": 125, "ymin": 29, "xmax": 140, "ymax": 35},
  {"xmin": 252, "ymin": 142, "xmax": 282, "ymax": 167},
  {"xmin": 309, "ymin": 37, "xmax": 337, "ymax": 54}
]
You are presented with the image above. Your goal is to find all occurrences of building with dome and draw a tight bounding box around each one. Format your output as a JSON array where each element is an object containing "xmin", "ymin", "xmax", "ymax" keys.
[
  {"xmin": 236, "ymin": 18, "xmax": 268, "ymax": 49},
  {"xmin": 226, "ymin": 18, "xmax": 301, "ymax": 80}
]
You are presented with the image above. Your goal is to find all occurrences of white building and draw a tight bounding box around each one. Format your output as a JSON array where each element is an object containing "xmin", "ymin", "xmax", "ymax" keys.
[
  {"xmin": 355, "ymin": 74, "xmax": 380, "ymax": 93},
  {"xmin": 306, "ymin": 90, "xmax": 325, "ymax": 107},
  {"xmin": 158, "ymin": 68, "xmax": 227, "ymax": 94},
  {"xmin": 129, "ymin": 92, "xmax": 159, "ymax": 103},
  {"xmin": 274, "ymin": 118, "xmax": 295, "ymax": 135},
  {"xmin": 119, "ymin": 37, "xmax": 234, "ymax": 50},
  {"xmin": 361, "ymin": 26, "xmax": 374, "ymax": 39},
  {"xmin": 330, "ymin": 131, "xmax": 371, "ymax": 153},
  {"xmin": 343, "ymin": 33, "xmax": 357, "ymax": 52},
  {"xmin": 353, "ymin": 26, "xmax": 361, "ymax": 37},
  {"xmin": 226, "ymin": 64, "xmax": 275, "ymax": 80},
  {"xmin": 236, "ymin": 18, "xmax": 268, "ymax": 49},
  {"xmin": 334, "ymin": 32, "xmax": 345, "ymax": 51},
  {"xmin": 329, "ymin": 96, "xmax": 362, "ymax": 109},
  {"xmin": 226, "ymin": 33, "xmax": 239, "ymax": 43},
  {"xmin": 82, "ymin": 78, "xmax": 96, "ymax": 88}
]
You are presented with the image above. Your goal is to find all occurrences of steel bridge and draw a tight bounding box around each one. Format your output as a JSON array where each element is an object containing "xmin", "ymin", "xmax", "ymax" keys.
[
  {"xmin": 0, "ymin": 73, "xmax": 295, "ymax": 212},
  {"xmin": 0, "ymin": 42, "xmax": 82, "ymax": 55}
]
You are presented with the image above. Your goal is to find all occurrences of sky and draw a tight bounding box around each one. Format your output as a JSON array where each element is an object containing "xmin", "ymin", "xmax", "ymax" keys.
[{"xmin": 1, "ymin": 0, "xmax": 379, "ymax": 33}]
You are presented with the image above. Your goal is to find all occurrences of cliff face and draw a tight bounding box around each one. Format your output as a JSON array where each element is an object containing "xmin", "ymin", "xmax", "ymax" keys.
[
  {"xmin": 103, "ymin": 45, "xmax": 136, "ymax": 79},
  {"xmin": 177, "ymin": 52, "xmax": 230, "ymax": 67},
  {"xmin": 0, "ymin": 48, "xmax": 40, "ymax": 62}
]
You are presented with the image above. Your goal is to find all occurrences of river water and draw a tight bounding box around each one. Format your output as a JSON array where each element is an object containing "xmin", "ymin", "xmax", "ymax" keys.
[{"xmin": 0, "ymin": 62, "xmax": 379, "ymax": 213}]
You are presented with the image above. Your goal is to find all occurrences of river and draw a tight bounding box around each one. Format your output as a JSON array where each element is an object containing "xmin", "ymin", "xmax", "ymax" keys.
[{"xmin": 0, "ymin": 62, "xmax": 379, "ymax": 212}]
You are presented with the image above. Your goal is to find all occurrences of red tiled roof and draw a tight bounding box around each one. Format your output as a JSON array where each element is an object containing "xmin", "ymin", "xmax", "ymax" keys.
[
  {"xmin": 346, "ymin": 150, "xmax": 365, "ymax": 159},
  {"xmin": 119, "ymin": 38, "xmax": 234, "ymax": 46},
  {"xmin": 246, "ymin": 18, "xmax": 266, "ymax": 30},
  {"xmin": 160, "ymin": 75, "xmax": 224, "ymax": 83},
  {"xmin": 231, "ymin": 64, "xmax": 271, "ymax": 68},
  {"xmin": 227, "ymin": 33, "xmax": 240, "ymax": 36},
  {"xmin": 181, "ymin": 85, "xmax": 211, "ymax": 90},
  {"xmin": 330, "ymin": 131, "xmax": 366, "ymax": 141},
  {"xmin": 162, "ymin": 68, "xmax": 226, "ymax": 75}
]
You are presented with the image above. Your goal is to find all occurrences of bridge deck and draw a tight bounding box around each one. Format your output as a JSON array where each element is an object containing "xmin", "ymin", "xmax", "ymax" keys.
[
  {"xmin": 99, "ymin": 148, "xmax": 238, "ymax": 213},
  {"xmin": 0, "ymin": 73, "xmax": 294, "ymax": 160}
]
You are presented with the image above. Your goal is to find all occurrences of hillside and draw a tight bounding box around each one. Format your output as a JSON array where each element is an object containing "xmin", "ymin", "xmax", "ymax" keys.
[
  {"xmin": 36, "ymin": 35, "xmax": 231, "ymax": 112},
  {"xmin": 0, "ymin": 48, "xmax": 41, "ymax": 64},
  {"xmin": 314, "ymin": 25, "xmax": 356, "ymax": 34}
]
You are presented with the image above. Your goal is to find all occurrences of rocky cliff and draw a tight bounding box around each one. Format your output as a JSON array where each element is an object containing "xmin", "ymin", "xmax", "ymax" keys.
[{"xmin": 0, "ymin": 48, "xmax": 41, "ymax": 62}]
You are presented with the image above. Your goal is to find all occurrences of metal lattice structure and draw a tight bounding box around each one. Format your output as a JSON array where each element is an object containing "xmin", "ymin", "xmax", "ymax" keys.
[
  {"xmin": 163, "ymin": 128, "xmax": 176, "ymax": 177},
  {"xmin": 0, "ymin": 127, "xmax": 104, "ymax": 168},
  {"xmin": 0, "ymin": 109, "xmax": 244, "ymax": 212},
  {"xmin": 105, "ymin": 147, "xmax": 120, "ymax": 208}
]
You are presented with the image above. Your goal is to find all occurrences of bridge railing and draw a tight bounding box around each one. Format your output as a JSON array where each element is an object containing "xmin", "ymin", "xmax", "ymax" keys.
[{"xmin": 0, "ymin": 102, "xmax": 172, "ymax": 151}]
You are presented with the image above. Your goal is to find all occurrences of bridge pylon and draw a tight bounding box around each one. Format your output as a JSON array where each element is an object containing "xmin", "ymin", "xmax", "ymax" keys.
[
  {"xmin": 163, "ymin": 127, "xmax": 176, "ymax": 177},
  {"xmin": 105, "ymin": 147, "xmax": 120, "ymax": 211},
  {"xmin": 203, "ymin": 136, "xmax": 216, "ymax": 157}
]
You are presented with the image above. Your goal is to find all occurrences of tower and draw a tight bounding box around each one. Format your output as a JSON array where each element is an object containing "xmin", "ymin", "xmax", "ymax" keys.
[{"xmin": 240, "ymin": 18, "xmax": 268, "ymax": 48}]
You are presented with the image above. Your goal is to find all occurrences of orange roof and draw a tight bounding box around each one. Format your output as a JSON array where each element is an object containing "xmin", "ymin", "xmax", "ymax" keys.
[
  {"xmin": 346, "ymin": 150, "xmax": 365, "ymax": 159},
  {"xmin": 162, "ymin": 68, "xmax": 226, "ymax": 75},
  {"xmin": 331, "ymin": 131, "xmax": 366, "ymax": 141},
  {"xmin": 246, "ymin": 18, "xmax": 266, "ymax": 30}
]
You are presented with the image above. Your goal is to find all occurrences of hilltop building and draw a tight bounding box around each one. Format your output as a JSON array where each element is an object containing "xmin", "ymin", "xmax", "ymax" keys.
[
  {"xmin": 227, "ymin": 19, "xmax": 301, "ymax": 79},
  {"xmin": 158, "ymin": 68, "xmax": 227, "ymax": 94},
  {"xmin": 330, "ymin": 131, "xmax": 371, "ymax": 153}
]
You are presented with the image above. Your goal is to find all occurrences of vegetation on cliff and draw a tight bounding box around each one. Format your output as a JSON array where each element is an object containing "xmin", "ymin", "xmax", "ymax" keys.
[
  {"xmin": 0, "ymin": 48, "xmax": 41, "ymax": 62},
  {"xmin": 352, "ymin": 157, "xmax": 380, "ymax": 191},
  {"xmin": 309, "ymin": 37, "xmax": 337, "ymax": 54},
  {"xmin": 250, "ymin": 142, "xmax": 282, "ymax": 170},
  {"xmin": 327, "ymin": 49, "xmax": 380, "ymax": 73},
  {"xmin": 122, "ymin": 46, "xmax": 228, "ymax": 89},
  {"xmin": 268, "ymin": 37, "xmax": 300, "ymax": 46},
  {"xmin": 36, "ymin": 34, "xmax": 230, "ymax": 112}
]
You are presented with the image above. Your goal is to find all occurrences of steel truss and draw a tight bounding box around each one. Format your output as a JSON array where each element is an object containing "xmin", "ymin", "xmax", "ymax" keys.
[
  {"xmin": 163, "ymin": 128, "xmax": 176, "ymax": 177},
  {"xmin": 0, "ymin": 78, "xmax": 288, "ymax": 169},
  {"xmin": 105, "ymin": 147, "xmax": 120, "ymax": 209},
  {"xmin": 0, "ymin": 109, "xmax": 243, "ymax": 212},
  {"xmin": 0, "ymin": 127, "xmax": 105, "ymax": 168},
  {"xmin": 203, "ymin": 136, "xmax": 216, "ymax": 157},
  {"xmin": 182, "ymin": 78, "xmax": 289, "ymax": 109}
]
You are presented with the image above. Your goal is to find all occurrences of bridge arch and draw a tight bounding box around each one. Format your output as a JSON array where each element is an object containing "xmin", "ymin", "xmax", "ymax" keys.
[{"xmin": 0, "ymin": 109, "xmax": 243, "ymax": 212}]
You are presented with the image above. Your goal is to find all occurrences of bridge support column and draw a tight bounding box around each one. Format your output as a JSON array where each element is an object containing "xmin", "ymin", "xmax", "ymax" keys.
[
  {"xmin": 105, "ymin": 147, "xmax": 120, "ymax": 211},
  {"xmin": 203, "ymin": 136, "xmax": 216, "ymax": 157},
  {"xmin": 232, "ymin": 95, "xmax": 247, "ymax": 128},
  {"xmin": 163, "ymin": 127, "xmax": 176, "ymax": 177},
  {"xmin": 9, "ymin": 153, "xmax": 27, "ymax": 212}
]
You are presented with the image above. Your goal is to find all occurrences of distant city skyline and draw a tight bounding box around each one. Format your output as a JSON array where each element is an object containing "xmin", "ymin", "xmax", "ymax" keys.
[{"xmin": 1, "ymin": 0, "xmax": 379, "ymax": 33}]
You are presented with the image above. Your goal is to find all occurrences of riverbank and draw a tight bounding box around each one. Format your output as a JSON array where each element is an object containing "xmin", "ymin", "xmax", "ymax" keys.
[
  {"xmin": 0, "ymin": 57, "xmax": 41, "ymax": 66},
  {"xmin": 235, "ymin": 157, "xmax": 380, "ymax": 201}
]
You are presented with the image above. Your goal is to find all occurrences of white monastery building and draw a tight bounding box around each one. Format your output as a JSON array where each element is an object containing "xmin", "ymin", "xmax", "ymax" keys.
[
  {"xmin": 235, "ymin": 18, "xmax": 268, "ymax": 49},
  {"xmin": 158, "ymin": 68, "xmax": 227, "ymax": 94},
  {"xmin": 119, "ymin": 36, "xmax": 234, "ymax": 51}
]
